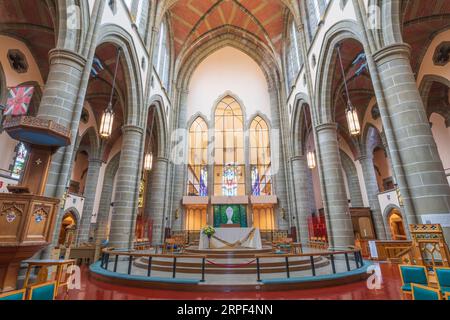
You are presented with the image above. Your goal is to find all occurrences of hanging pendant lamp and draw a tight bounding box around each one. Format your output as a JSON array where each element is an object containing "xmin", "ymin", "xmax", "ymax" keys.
[{"xmin": 100, "ymin": 47, "xmax": 122, "ymax": 139}]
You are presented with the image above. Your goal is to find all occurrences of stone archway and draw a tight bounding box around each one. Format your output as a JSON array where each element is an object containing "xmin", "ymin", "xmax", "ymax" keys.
[
  {"xmin": 385, "ymin": 206, "xmax": 407, "ymax": 240},
  {"xmin": 58, "ymin": 208, "xmax": 80, "ymax": 246},
  {"xmin": 340, "ymin": 150, "xmax": 364, "ymax": 207}
]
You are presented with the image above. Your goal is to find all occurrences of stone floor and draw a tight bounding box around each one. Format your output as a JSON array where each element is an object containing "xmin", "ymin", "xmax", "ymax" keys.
[{"xmin": 63, "ymin": 262, "xmax": 405, "ymax": 300}]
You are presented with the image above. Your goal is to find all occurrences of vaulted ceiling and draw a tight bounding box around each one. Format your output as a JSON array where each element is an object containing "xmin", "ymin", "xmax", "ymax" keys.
[
  {"xmin": 167, "ymin": 0, "xmax": 289, "ymax": 58},
  {"xmin": 0, "ymin": 0, "xmax": 56, "ymax": 81},
  {"xmin": 401, "ymin": 0, "xmax": 450, "ymax": 73}
]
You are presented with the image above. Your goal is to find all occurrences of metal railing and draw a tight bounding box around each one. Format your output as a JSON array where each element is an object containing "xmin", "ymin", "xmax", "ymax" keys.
[
  {"xmin": 254, "ymin": 249, "xmax": 364, "ymax": 282},
  {"xmin": 100, "ymin": 249, "xmax": 207, "ymax": 282},
  {"xmin": 100, "ymin": 248, "xmax": 364, "ymax": 283}
]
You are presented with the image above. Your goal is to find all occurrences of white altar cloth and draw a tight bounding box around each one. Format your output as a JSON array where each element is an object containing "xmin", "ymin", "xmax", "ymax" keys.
[{"xmin": 199, "ymin": 228, "xmax": 262, "ymax": 250}]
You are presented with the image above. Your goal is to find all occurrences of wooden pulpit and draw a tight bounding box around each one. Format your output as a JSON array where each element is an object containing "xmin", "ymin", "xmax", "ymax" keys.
[{"xmin": 0, "ymin": 116, "xmax": 70, "ymax": 292}]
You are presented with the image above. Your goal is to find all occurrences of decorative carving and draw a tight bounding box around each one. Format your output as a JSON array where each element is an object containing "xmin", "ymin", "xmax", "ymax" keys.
[
  {"xmin": 33, "ymin": 206, "xmax": 48, "ymax": 223},
  {"xmin": 7, "ymin": 49, "xmax": 28, "ymax": 73},
  {"xmin": 3, "ymin": 115, "xmax": 71, "ymax": 146},
  {"xmin": 80, "ymin": 108, "xmax": 89, "ymax": 124},
  {"xmin": 371, "ymin": 104, "xmax": 380, "ymax": 120},
  {"xmin": 1, "ymin": 203, "xmax": 24, "ymax": 224},
  {"xmin": 433, "ymin": 42, "xmax": 450, "ymax": 66}
]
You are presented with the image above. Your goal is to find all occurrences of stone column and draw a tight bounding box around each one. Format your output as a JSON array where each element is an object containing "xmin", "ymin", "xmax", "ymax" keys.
[
  {"xmin": 38, "ymin": 50, "xmax": 87, "ymax": 197},
  {"xmin": 34, "ymin": 50, "xmax": 88, "ymax": 252},
  {"xmin": 77, "ymin": 157, "xmax": 103, "ymax": 244},
  {"xmin": 358, "ymin": 154, "xmax": 388, "ymax": 240},
  {"xmin": 268, "ymin": 86, "xmax": 289, "ymax": 230},
  {"xmin": 373, "ymin": 44, "xmax": 450, "ymax": 240},
  {"xmin": 170, "ymin": 90, "xmax": 188, "ymax": 231},
  {"xmin": 291, "ymin": 155, "xmax": 311, "ymax": 244},
  {"xmin": 146, "ymin": 157, "xmax": 169, "ymax": 244},
  {"xmin": 316, "ymin": 123, "xmax": 354, "ymax": 248},
  {"xmin": 109, "ymin": 125, "xmax": 144, "ymax": 249},
  {"xmin": 95, "ymin": 178, "xmax": 114, "ymax": 244}
]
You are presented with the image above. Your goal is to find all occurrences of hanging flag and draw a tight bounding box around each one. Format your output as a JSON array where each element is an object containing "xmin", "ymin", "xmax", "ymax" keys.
[
  {"xmin": 355, "ymin": 61, "xmax": 368, "ymax": 76},
  {"xmin": 351, "ymin": 51, "xmax": 368, "ymax": 76},
  {"xmin": 4, "ymin": 86, "xmax": 34, "ymax": 116},
  {"xmin": 90, "ymin": 56, "xmax": 104, "ymax": 78}
]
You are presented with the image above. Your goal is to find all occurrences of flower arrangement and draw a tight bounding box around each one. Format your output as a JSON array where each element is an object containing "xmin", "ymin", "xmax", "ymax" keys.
[{"xmin": 202, "ymin": 226, "xmax": 216, "ymax": 238}]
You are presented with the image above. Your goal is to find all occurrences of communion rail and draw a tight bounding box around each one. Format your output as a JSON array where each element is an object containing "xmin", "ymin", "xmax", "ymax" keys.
[
  {"xmin": 100, "ymin": 249, "xmax": 208, "ymax": 282},
  {"xmin": 255, "ymin": 249, "xmax": 364, "ymax": 281},
  {"xmin": 98, "ymin": 248, "xmax": 365, "ymax": 283}
]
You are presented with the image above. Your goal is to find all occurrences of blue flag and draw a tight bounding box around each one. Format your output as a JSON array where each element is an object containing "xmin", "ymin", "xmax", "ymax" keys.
[{"xmin": 91, "ymin": 56, "xmax": 104, "ymax": 78}]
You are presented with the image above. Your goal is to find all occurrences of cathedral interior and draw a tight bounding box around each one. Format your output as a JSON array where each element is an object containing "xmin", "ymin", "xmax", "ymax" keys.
[{"xmin": 0, "ymin": 0, "xmax": 450, "ymax": 303}]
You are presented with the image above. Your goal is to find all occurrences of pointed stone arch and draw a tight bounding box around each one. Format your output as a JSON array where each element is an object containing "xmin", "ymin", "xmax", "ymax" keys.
[
  {"xmin": 314, "ymin": 20, "xmax": 363, "ymax": 125},
  {"xmin": 147, "ymin": 94, "xmax": 169, "ymax": 158},
  {"xmin": 340, "ymin": 149, "xmax": 364, "ymax": 207},
  {"xmin": 291, "ymin": 93, "xmax": 312, "ymax": 157},
  {"xmin": 96, "ymin": 24, "xmax": 144, "ymax": 128},
  {"xmin": 94, "ymin": 151, "xmax": 121, "ymax": 242}
]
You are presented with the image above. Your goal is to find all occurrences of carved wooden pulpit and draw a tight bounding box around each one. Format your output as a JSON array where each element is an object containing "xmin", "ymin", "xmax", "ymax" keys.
[{"xmin": 0, "ymin": 116, "xmax": 71, "ymax": 292}]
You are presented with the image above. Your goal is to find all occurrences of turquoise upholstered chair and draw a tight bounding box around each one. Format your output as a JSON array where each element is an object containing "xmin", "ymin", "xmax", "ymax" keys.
[
  {"xmin": 0, "ymin": 289, "xmax": 26, "ymax": 300},
  {"xmin": 412, "ymin": 284, "xmax": 441, "ymax": 300},
  {"xmin": 399, "ymin": 265, "xmax": 429, "ymax": 295},
  {"xmin": 27, "ymin": 281, "xmax": 57, "ymax": 300},
  {"xmin": 435, "ymin": 267, "xmax": 450, "ymax": 297}
]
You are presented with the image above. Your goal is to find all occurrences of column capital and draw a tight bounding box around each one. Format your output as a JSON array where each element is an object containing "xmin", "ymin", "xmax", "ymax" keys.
[
  {"xmin": 315, "ymin": 122, "xmax": 338, "ymax": 133},
  {"xmin": 88, "ymin": 157, "xmax": 104, "ymax": 165},
  {"xmin": 48, "ymin": 48, "xmax": 87, "ymax": 70},
  {"xmin": 122, "ymin": 124, "xmax": 145, "ymax": 135},
  {"xmin": 296, "ymin": 23, "xmax": 304, "ymax": 32},
  {"xmin": 373, "ymin": 43, "xmax": 411, "ymax": 65},
  {"xmin": 291, "ymin": 155, "xmax": 306, "ymax": 162},
  {"xmin": 154, "ymin": 157, "xmax": 169, "ymax": 164}
]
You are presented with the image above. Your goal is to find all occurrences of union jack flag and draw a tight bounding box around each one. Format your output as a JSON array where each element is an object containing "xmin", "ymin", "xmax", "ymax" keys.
[{"xmin": 4, "ymin": 86, "xmax": 34, "ymax": 116}]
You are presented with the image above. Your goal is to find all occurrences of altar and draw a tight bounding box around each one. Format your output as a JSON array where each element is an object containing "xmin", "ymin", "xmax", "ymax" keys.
[{"xmin": 199, "ymin": 228, "xmax": 262, "ymax": 250}]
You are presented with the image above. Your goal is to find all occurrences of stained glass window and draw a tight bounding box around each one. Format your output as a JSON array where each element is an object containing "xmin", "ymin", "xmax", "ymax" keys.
[
  {"xmin": 250, "ymin": 116, "xmax": 272, "ymax": 195},
  {"xmin": 214, "ymin": 96, "xmax": 245, "ymax": 196},
  {"xmin": 222, "ymin": 164, "xmax": 239, "ymax": 196},
  {"xmin": 187, "ymin": 117, "xmax": 208, "ymax": 196},
  {"xmin": 11, "ymin": 142, "xmax": 28, "ymax": 180}
]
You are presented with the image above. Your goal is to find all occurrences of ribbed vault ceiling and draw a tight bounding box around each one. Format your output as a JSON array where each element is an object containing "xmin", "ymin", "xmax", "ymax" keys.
[{"xmin": 167, "ymin": 0, "xmax": 288, "ymax": 57}]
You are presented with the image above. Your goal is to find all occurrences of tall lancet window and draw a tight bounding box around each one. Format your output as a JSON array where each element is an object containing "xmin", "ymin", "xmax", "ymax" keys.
[
  {"xmin": 214, "ymin": 96, "xmax": 245, "ymax": 196},
  {"xmin": 187, "ymin": 117, "xmax": 208, "ymax": 196},
  {"xmin": 250, "ymin": 116, "xmax": 272, "ymax": 196}
]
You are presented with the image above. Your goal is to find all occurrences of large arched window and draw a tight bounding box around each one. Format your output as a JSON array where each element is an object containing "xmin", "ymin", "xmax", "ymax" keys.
[
  {"xmin": 187, "ymin": 117, "xmax": 208, "ymax": 196},
  {"xmin": 249, "ymin": 116, "xmax": 272, "ymax": 196},
  {"xmin": 286, "ymin": 20, "xmax": 302, "ymax": 90},
  {"xmin": 153, "ymin": 17, "xmax": 171, "ymax": 90},
  {"xmin": 214, "ymin": 96, "xmax": 245, "ymax": 196}
]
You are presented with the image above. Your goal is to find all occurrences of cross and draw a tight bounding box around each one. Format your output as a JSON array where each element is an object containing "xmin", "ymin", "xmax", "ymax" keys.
[{"xmin": 35, "ymin": 158, "xmax": 42, "ymax": 166}]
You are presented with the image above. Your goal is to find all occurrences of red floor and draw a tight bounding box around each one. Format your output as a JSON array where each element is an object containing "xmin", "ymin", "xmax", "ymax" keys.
[{"xmin": 62, "ymin": 262, "xmax": 405, "ymax": 300}]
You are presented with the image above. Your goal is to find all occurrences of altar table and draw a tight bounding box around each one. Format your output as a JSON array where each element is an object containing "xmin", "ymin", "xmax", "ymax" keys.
[{"xmin": 199, "ymin": 228, "xmax": 263, "ymax": 249}]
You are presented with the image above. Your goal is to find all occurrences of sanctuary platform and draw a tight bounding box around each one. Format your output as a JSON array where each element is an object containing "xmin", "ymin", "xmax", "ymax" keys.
[{"xmin": 89, "ymin": 246, "xmax": 370, "ymax": 292}]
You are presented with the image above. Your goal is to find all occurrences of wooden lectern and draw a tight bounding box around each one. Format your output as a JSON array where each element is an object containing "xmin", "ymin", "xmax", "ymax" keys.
[{"xmin": 0, "ymin": 116, "xmax": 70, "ymax": 292}]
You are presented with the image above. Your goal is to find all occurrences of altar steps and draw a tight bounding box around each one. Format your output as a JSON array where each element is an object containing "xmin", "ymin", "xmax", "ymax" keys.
[
  {"xmin": 133, "ymin": 255, "xmax": 330, "ymax": 275},
  {"xmin": 184, "ymin": 246, "xmax": 273, "ymax": 259}
]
